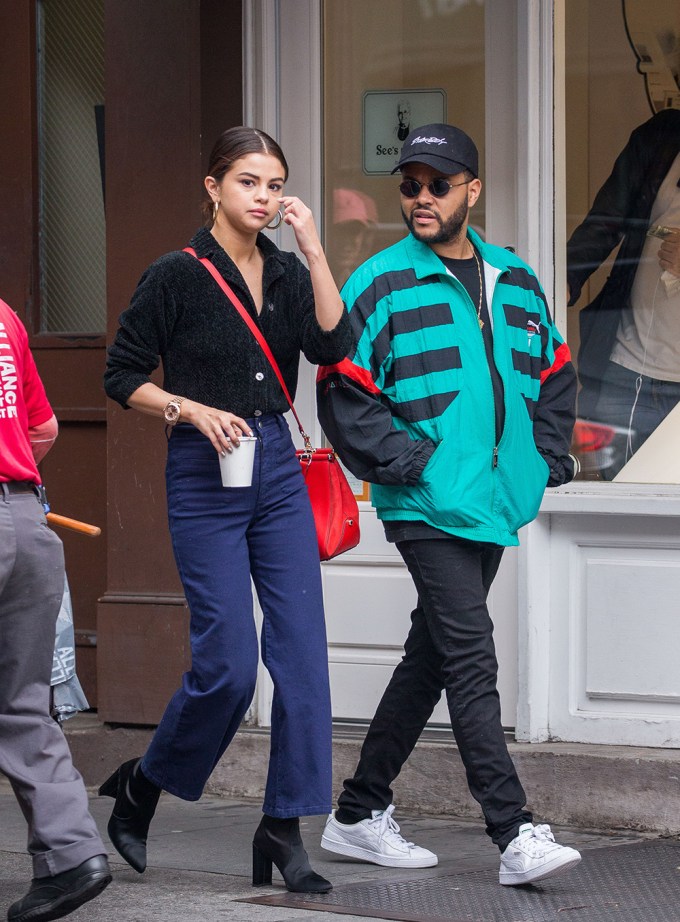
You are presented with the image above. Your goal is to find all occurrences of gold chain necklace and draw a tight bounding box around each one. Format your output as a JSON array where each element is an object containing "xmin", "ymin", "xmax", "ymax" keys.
[{"xmin": 468, "ymin": 240, "xmax": 484, "ymax": 330}]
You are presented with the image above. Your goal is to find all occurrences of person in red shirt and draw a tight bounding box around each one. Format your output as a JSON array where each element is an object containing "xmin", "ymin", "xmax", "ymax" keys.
[{"xmin": 0, "ymin": 298, "xmax": 111, "ymax": 922}]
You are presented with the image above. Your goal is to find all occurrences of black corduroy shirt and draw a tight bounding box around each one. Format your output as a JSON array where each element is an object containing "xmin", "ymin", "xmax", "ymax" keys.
[{"xmin": 104, "ymin": 226, "xmax": 353, "ymax": 417}]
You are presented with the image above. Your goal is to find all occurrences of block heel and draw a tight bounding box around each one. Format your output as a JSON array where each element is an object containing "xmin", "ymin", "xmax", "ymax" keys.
[
  {"xmin": 97, "ymin": 770, "xmax": 119, "ymax": 798},
  {"xmin": 252, "ymin": 815, "xmax": 332, "ymax": 893},
  {"xmin": 252, "ymin": 843, "xmax": 273, "ymax": 886}
]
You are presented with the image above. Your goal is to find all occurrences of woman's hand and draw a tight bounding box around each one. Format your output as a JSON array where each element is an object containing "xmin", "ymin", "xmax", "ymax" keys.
[
  {"xmin": 125, "ymin": 384, "xmax": 252, "ymax": 454},
  {"xmin": 279, "ymin": 195, "xmax": 322, "ymax": 261},
  {"xmin": 278, "ymin": 195, "xmax": 344, "ymax": 332},
  {"xmin": 181, "ymin": 400, "xmax": 253, "ymax": 454}
]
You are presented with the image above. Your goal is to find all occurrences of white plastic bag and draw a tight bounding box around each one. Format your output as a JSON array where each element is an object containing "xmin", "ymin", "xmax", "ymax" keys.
[{"xmin": 51, "ymin": 576, "xmax": 89, "ymax": 722}]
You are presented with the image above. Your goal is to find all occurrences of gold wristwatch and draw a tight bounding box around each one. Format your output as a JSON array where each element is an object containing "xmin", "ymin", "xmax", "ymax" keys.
[{"xmin": 163, "ymin": 396, "xmax": 185, "ymax": 425}]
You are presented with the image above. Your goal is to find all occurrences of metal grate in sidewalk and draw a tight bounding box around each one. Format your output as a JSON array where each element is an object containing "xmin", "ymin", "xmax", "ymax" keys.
[{"xmin": 242, "ymin": 840, "xmax": 680, "ymax": 922}]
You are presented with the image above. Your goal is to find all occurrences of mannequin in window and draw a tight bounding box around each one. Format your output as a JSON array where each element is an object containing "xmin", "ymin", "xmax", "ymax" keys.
[{"xmin": 567, "ymin": 108, "xmax": 680, "ymax": 478}]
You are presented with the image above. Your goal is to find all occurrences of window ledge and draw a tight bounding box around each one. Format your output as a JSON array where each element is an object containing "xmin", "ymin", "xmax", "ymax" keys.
[{"xmin": 541, "ymin": 481, "xmax": 680, "ymax": 516}]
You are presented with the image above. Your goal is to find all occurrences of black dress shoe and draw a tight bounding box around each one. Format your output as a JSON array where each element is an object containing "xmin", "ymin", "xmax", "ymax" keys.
[
  {"xmin": 7, "ymin": 854, "xmax": 111, "ymax": 922},
  {"xmin": 98, "ymin": 757, "xmax": 160, "ymax": 873},
  {"xmin": 252, "ymin": 815, "xmax": 332, "ymax": 893}
]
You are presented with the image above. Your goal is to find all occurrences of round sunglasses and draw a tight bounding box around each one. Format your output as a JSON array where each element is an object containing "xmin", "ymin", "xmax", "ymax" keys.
[{"xmin": 399, "ymin": 178, "xmax": 470, "ymax": 198}]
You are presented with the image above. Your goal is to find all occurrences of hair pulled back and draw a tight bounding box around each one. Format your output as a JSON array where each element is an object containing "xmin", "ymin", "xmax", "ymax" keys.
[{"xmin": 202, "ymin": 126, "xmax": 289, "ymax": 225}]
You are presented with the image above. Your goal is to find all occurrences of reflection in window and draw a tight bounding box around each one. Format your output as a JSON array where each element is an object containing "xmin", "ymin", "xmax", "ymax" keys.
[
  {"xmin": 565, "ymin": 0, "xmax": 680, "ymax": 482},
  {"xmin": 323, "ymin": 0, "xmax": 485, "ymax": 289},
  {"xmin": 37, "ymin": 0, "xmax": 105, "ymax": 334}
]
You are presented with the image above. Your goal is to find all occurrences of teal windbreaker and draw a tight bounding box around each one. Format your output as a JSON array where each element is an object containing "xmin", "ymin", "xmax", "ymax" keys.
[{"xmin": 317, "ymin": 229, "xmax": 577, "ymax": 547}]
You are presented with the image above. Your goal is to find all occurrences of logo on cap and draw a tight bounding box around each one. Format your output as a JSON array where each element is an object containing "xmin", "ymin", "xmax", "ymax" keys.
[{"xmin": 410, "ymin": 135, "xmax": 447, "ymax": 146}]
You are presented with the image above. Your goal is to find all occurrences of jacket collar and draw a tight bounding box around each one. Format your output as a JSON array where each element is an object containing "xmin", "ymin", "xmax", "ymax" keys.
[{"xmin": 404, "ymin": 226, "xmax": 511, "ymax": 279}]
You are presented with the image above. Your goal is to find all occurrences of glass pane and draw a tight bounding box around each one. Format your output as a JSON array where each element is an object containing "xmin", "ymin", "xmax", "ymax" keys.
[
  {"xmin": 565, "ymin": 0, "xmax": 680, "ymax": 482},
  {"xmin": 323, "ymin": 0, "xmax": 485, "ymax": 289},
  {"xmin": 38, "ymin": 0, "xmax": 106, "ymax": 334}
]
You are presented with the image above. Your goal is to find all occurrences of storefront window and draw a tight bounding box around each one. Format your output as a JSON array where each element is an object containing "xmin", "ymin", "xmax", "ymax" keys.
[
  {"xmin": 565, "ymin": 0, "xmax": 680, "ymax": 482},
  {"xmin": 323, "ymin": 0, "xmax": 485, "ymax": 289}
]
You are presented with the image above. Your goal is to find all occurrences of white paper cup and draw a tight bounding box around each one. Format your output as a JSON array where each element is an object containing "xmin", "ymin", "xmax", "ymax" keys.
[{"xmin": 219, "ymin": 436, "xmax": 257, "ymax": 487}]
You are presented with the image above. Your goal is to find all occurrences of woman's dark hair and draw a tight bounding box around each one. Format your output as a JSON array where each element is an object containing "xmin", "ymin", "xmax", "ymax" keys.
[{"xmin": 202, "ymin": 126, "xmax": 289, "ymax": 224}]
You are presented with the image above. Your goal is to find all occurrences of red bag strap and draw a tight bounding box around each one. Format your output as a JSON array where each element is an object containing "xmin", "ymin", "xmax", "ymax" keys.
[{"xmin": 183, "ymin": 247, "xmax": 312, "ymax": 451}]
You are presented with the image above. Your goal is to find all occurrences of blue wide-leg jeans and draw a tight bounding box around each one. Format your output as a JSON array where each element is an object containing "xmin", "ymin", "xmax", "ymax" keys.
[{"xmin": 142, "ymin": 414, "xmax": 332, "ymax": 817}]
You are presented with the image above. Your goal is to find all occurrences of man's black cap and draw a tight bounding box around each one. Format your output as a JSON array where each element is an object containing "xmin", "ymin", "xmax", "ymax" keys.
[{"xmin": 391, "ymin": 123, "xmax": 479, "ymax": 178}]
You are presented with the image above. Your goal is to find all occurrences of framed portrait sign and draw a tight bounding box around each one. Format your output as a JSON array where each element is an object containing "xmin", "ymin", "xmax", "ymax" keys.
[{"xmin": 362, "ymin": 89, "xmax": 447, "ymax": 175}]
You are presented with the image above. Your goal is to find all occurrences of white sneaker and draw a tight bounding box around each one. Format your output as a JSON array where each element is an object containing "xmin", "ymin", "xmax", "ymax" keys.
[
  {"xmin": 320, "ymin": 805, "xmax": 438, "ymax": 868},
  {"xmin": 499, "ymin": 823, "xmax": 581, "ymax": 886}
]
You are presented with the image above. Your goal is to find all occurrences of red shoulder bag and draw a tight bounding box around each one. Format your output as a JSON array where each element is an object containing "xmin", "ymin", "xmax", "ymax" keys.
[{"xmin": 183, "ymin": 248, "xmax": 360, "ymax": 561}]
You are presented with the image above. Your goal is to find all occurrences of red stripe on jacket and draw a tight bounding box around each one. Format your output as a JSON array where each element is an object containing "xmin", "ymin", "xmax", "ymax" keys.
[
  {"xmin": 540, "ymin": 341, "xmax": 571, "ymax": 384},
  {"xmin": 317, "ymin": 358, "xmax": 381, "ymax": 395}
]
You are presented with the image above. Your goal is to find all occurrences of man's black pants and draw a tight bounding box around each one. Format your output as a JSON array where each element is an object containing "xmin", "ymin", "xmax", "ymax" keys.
[{"xmin": 336, "ymin": 536, "xmax": 532, "ymax": 852}]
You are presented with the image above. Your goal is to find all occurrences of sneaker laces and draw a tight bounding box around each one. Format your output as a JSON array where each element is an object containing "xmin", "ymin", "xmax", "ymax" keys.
[
  {"xmin": 370, "ymin": 805, "xmax": 416, "ymax": 849},
  {"xmin": 517, "ymin": 823, "xmax": 557, "ymax": 856}
]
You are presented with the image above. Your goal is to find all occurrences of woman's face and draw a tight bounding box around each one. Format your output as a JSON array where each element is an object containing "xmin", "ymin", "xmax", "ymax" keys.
[{"xmin": 211, "ymin": 152, "xmax": 286, "ymax": 233}]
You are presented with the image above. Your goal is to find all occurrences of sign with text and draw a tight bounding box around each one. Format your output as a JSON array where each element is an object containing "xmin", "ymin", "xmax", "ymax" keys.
[{"xmin": 362, "ymin": 89, "xmax": 447, "ymax": 175}]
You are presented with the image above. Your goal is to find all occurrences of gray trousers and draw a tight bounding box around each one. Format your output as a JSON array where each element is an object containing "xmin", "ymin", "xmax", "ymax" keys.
[{"xmin": 0, "ymin": 486, "xmax": 104, "ymax": 877}]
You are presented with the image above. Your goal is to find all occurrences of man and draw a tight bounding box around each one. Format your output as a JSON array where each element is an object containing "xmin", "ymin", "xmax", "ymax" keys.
[
  {"xmin": 317, "ymin": 124, "xmax": 580, "ymax": 886},
  {"xmin": 396, "ymin": 100, "xmax": 411, "ymax": 141},
  {"xmin": 0, "ymin": 298, "xmax": 111, "ymax": 921},
  {"xmin": 567, "ymin": 108, "xmax": 680, "ymax": 478}
]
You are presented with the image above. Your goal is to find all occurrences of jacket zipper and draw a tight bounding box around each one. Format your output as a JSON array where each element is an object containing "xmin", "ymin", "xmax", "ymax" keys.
[
  {"xmin": 483, "ymin": 262, "xmax": 508, "ymax": 477},
  {"xmin": 478, "ymin": 266, "xmax": 501, "ymax": 474}
]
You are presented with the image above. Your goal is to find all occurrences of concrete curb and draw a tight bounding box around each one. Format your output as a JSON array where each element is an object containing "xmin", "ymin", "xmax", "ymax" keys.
[{"xmin": 65, "ymin": 718, "xmax": 680, "ymax": 835}]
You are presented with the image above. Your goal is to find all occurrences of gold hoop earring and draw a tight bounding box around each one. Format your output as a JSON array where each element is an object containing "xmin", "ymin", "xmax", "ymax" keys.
[
  {"xmin": 212, "ymin": 200, "xmax": 219, "ymax": 222},
  {"xmin": 266, "ymin": 209, "xmax": 283, "ymax": 230}
]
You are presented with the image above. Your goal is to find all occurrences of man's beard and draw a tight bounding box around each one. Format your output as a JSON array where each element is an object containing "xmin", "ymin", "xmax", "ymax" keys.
[{"xmin": 402, "ymin": 200, "xmax": 468, "ymax": 246}]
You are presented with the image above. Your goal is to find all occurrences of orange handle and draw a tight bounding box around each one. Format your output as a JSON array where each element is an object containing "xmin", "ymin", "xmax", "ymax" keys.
[{"xmin": 46, "ymin": 513, "xmax": 101, "ymax": 537}]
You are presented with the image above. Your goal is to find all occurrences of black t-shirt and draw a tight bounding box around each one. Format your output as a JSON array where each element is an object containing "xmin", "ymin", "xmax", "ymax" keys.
[
  {"xmin": 383, "ymin": 246, "xmax": 505, "ymax": 544},
  {"xmin": 440, "ymin": 249, "xmax": 505, "ymax": 441}
]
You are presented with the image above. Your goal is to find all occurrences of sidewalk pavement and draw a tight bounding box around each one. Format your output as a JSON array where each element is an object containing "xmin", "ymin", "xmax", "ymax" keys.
[{"xmin": 0, "ymin": 779, "xmax": 651, "ymax": 922}]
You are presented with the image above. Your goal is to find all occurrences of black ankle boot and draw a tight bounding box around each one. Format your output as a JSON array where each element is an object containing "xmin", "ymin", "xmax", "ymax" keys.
[
  {"xmin": 252, "ymin": 815, "xmax": 332, "ymax": 893},
  {"xmin": 98, "ymin": 758, "xmax": 160, "ymax": 873}
]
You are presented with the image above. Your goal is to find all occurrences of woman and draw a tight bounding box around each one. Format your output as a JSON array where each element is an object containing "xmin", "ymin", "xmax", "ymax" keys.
[{"xmin": 102, "ymin": 126, "xmax": 352, "ymax": 893}]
